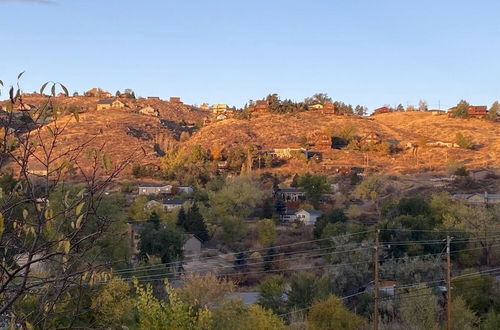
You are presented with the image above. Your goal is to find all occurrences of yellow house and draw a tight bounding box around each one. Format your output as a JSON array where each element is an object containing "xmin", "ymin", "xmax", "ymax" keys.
[{"xmin": 96, "ymin": 99, "xmax": 125, "ymax": 110}]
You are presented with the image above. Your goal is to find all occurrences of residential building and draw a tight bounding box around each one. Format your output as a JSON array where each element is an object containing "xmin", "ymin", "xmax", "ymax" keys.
[
  {"xmin": 360, "ymin": 132, "xmax": 382, "ymax": 145},
  {"xmin": 96, "ymin": 98, "xmax": 125, "ymax": 110},
  {"xmin": 170, "ymin": 97, "xmax": 183, "ymax": 104},
  {"xmin": 295, "ymin": 209, "xmax": 323, "ymax": 226},
  {"xmin": 308, "ymin": 103, "xmax": 323, "ymax": 110},
  {"xmin": 372, "ymin": 106, "xmax": 392, "ymax": 115},
  {"xmin": 279, "ymin": 210, "xmax": 297, "ymax": 224},
  {"xmin": 467, "ymin": 105, "xmax": 488, "ymax": 118},
  {"xmin": 250, "ymin": 100, "xmax": 269, "ymax": 112},
  {"xmin": 177, "ymin": 185, "xmax": 194, "ymax": 195},
  {"xmin": 162, "ymin": 198, "xmax": 187, "ymax": 211},
  {"xmin": 138, "ymin": 183, "xmax": 173, "ymax": 195},
  {"xmin": 139, "ymin": 105, "xmax": 159, "ymax": 116},
  {"xmin": 452, "ymin": 192, "xmax": 500, "ymax": 205},
  {"xmin": 212, "ymin": 104, "xmax": 229, "ymax": 114},
  {"xmin": 183, "ymin": 235, "xmax": 202, "ymax": 256},
  {"xmin": 275, "ymin": 188, "xmax": 306, "ymax": 202}
]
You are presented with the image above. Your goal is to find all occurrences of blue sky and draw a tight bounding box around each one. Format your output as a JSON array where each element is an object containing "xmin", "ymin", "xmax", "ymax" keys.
[{"xmin": 1, "ymin": 0, "xmax": 499, "ymax": 110}]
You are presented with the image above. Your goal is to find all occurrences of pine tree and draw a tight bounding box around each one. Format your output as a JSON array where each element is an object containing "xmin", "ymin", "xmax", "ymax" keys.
[
  {"xmin": 186, "ymin": 204, "xmax": 209, "ymax": 242},
  {"xmin": 234, "ymin": 252, "xmax": 247, "ymax": 271},
  {"xmin": 177, "ymin": 207, "xmax": 187, "ymax": 229},
  {"xmin": 263, "ymin": 246, "xmax": 276, "ymax": 271},
  {"xmin": 148, "ymin": 211, "xmax": 160, "ymax": 230}
]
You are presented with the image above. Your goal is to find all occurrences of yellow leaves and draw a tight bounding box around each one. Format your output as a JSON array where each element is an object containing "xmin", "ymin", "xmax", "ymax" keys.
[
  {"xmin": 22, "ymin": 209, "xmax": 28, "ymax": 220},
  {"xmin": 59, "ymin": 239, "xmax": 71, "ymax": 254},
  {"xmin": 75, "ymin": 202, "xmax": 84, "ymax": 216},
  {"xmin": 103, "ymin": 154, "xmax": 112, "ymax": 171}
]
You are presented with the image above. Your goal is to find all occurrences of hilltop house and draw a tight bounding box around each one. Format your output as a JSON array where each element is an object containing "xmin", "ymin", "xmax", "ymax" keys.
[
  {"xmin": 360, "ymin": 132, "xmax": 382, "ymax": 145},
  {"xmin": 308, "ymin": 103, "xmax": 323, "ymax": 110},
  {"xmin": 295, "ymin": 209, "xmax": 323, "ymax": 226},
  {"xmin": 467, "ymin": 105, "xmax": 488, "ymax": 118},
  {"xmin": 314, "ymin": 133, "xmax": 332, "ymax": 149},
  {"xmin": 170, "ymin": 97, "xmax": 183, "ymax": 104},
  {"xmin": 452, "ymin": 192, "xmax": 500, "ymax": 206},
  {"xmin": 279, "ymin": 210, "xmax": 297, "ymax": 224},
  {"xmin": 372, "ymin": 106, "xmax": 392, "ymax": 115},
  {"xmin": 212, "ymin": 104, "xmax": 230, "ymax": 114},
  {"xmin": 139, "ymin": 105, "xmax": 159, "ymax": 117},
  {"xmin": 96, "ymin": 99, "xmax": 125, "ymax": 110},
  {"xmin": 138, "ymin": 183, "xmax": 173, "ymax": 195},
  {"xmin": 248, "ymin": 100, "xmax": 269, "ymax": 113}
]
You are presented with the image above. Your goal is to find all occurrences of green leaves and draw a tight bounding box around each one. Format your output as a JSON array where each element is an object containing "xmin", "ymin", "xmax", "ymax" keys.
[{"xmin": 40, "ymin": 81, "xmax": 49, "ymax": 95}]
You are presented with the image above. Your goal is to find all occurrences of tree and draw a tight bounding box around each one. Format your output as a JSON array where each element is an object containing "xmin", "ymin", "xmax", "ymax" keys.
[
  {"xmin": 353, "ymin": 175, "xmax": 387, "ymax": 202},
  {"xmin": 134, "ymin": 279, "xmax": 212, "ymax": 330},
  {"xmin": 486, "ymin": 101, "xmax": 499, "ymax": 121},
  {"xmin": 448, "ymin": 295, "xmax": 478, "ymax": 330},
  {"xmin": 177, "ymin": 206, "xmax": 187, "ymax": 228},
  {"xmin": 256, "ymin": 219, "xmax": 277, "ymax": 246},
  {"xmin": 483, "ymin": 311, "xmax": 500, "ymax": 330},
  {"xmin": 418, "ymin": 99, "xmax": 428, "ymax": 111},
  {"xmin": 115, "ymin": 90, "xmax": 121, "ymax": 97},
  {"xmin": 202, "ymin": 176, "xmax": 263, "ymax": 244},
  {"xmin": 396, "ymin": 103, "xmax": 405, "ymax": 112},
  {"xmin": 0, "ymin": 77, "xmax": 137, "ymax": 324},
  {"xmin": 186, "ymin": 204, "xmax": 209, "ymax": 242},
  {"xmin": 90, "ymin": 278, "xmax": 134, "ymax": 328},
  {"xmin": 296, "ymin": 173, "xmax": 330, "ymax": 207},
  {"xmin": 399, "ymin": 286, "xmax": 439, "ymax": 330},
  {"xmin": 244, "ymin": 305, "xmax": 285, "ymax": 330},
  {"xmin": 451, "ymin": 100, "xmax": 470, "ymax": 118},
  {"xmin": 288, "ymin": 272, "xmax": 330, "ymax": 310},
  {"xmin": 354, "ymin": 105, "xmax": 367, "ymax": 116},
  {"xmin": 313, "ymin": 208, "xmax": 348, "ymax": 238},
  {"xmin": 304, "ymin": 93, "xmax": 332, "ymax": 105},
  {"xmin": 211, "ymin": 300, "xmax": 285, "ymax": 330},
  {"xmin": 454, "ymin": 274, "xmax": 497, "ymax": 316},
  {"xmin": 139, "ymin": 221, "xmax": 185, "ymax": 264},
  {"xmin": 307, "ymin": 295, "xmax": 365, "ymax": 330},
  {"xmin": 257, "ymin": 275, "xmax": 287, "ymax": 315},
  {"xmin": 176, "ymin": 273, "xmax": 235, "ymax": 310}
]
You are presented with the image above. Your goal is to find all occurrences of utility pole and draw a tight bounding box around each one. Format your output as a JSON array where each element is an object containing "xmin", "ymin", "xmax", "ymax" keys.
[
  {"xmin": 446, "ymin": 235, "xmax": 452, "ymax": 330},
  {"xmin": 373, "ymin": 230, "xmax": 380, "ymax": 330}
]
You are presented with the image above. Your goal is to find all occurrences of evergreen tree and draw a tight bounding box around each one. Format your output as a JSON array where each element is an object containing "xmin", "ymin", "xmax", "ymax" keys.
[
  {"xmin": 148, "ymin": 211, "xmax": 160, "ymax": 230},
  {"xmin": 486, "ymin": 101, "xmax": 499, "ymax": 121},
  {"xmin": 451, "ymin": 100, "xmax": 469, "ymax": 118},
  {"xmin": 262, "ymin": 199, "xmax": 274, "ymax": 219},
  {"xmin": 186, "ymin": 204, "xmax": 209, "ymax": 242},
  {"xmin": 177, "ymin": 207, "xmax": 187, "ymax": 229}
]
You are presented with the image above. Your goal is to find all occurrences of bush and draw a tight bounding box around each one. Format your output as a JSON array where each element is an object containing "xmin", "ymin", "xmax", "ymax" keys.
[{"xmin": 455, "ymin": 132, "xmax": 475, "ymax": 149}]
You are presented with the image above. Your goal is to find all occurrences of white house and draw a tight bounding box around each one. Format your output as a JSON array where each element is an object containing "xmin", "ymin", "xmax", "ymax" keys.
[
  {"xmin": 295, "ymin": 209, "xmax": 323, "ymax": 226},
  {"xmin": 138, "ymin": 183, "xmax": 173, "ymax": 195}
]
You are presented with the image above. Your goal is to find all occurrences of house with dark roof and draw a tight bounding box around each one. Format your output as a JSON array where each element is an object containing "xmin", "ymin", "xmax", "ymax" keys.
[
  {"xmin": 162, "ymin": 198, "xmax": 191, "ymax": 211},
  {"xmin": 138, "ymin": 183, "xmax": 173, "ymax": 195},
  {"xmin": 96, "ymin": 98, "xmax": 125, "ymax": 110}
]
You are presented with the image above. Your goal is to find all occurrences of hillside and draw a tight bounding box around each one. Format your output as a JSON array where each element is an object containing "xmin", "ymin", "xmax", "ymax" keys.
[
  {"xmin": 2, "ymin": 95, "xmax": 498, "ymax": 178},
  {"xmin": 186, "ymin": 111, "xmax": 499, "ymax": 173}
]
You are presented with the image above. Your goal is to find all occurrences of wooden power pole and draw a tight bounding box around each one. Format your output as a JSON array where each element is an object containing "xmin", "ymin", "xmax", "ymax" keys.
[
  {"xmin": 446, "ymin": 236, "xmax": 452, "ymax": 330},
  {"xmin": 373, "ymin": 230, "xmax": 380, "ymax": 330}
]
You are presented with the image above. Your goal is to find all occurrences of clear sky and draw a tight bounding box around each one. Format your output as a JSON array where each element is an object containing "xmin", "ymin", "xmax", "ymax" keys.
[{"xmin": 1, "ymin": 0, "xmax": 499, "ymax": 110}]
